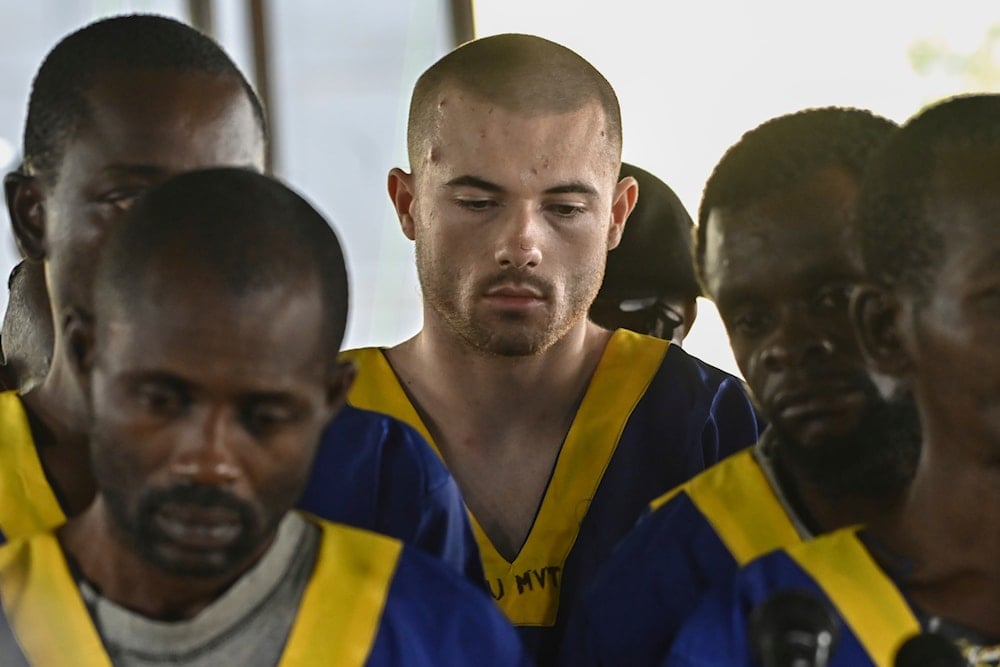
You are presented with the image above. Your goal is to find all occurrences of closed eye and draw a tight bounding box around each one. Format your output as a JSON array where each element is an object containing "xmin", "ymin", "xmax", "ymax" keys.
[
  {"xmin": 134, "ymin": 380, "xmax": 188, "ymax": 417},
  {"xmin": 813, "ymin": 284, "xmax": 853, "ymax": 311},
  {"xmin": 455, "ymin": 197, "xmax": 498, "ymax": 212},
  {"xmin": 240, "ymin": 400, "xmax": 302, "ymax": 436},
  {"xmin": 98, "ymin": 188, "xmax": 145, "ymax": 213}
]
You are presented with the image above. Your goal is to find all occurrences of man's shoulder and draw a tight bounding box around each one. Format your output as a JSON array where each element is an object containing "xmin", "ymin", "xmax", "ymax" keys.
[
  {"xmin": 318, "ymin": 404, "xmax": 447, "ymax": 493},
  {"xmin": 312, "ymin": 525, "xmax": 526, "ymax": 666},
  {"xmin": 340, "ymin": 346, "xmax": 386, "ymax": 366},
  {"xmin": 0, "ymin": 391, "xmax": 67, "ymax": 543},
  {"xmin": 649, "ymin": 448, "xmax": 760, "ymax": 511},
  {"xmin": 379, "ymin": 542, "xmax": 525, "ymax": 661}
]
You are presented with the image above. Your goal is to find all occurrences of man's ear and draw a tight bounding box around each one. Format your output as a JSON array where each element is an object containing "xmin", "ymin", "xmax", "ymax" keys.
[
  {"xmin": 64, "ymin": 307, "xmax": 96, "ymax": 397},
  {"xmin": 5, "ymin": 171, "xmax": 47, "ymax": 261},
  {"xmin": 851, "ymin": 285, "xmax": 912, "ymax": 379},
  {"xmin": 608, "ymin": 175, "xmax": 639, "ymax": 250},
  {"xmin": 673, "ymin": 299, "xmax": 699, "ymax": 346},
  {"xmin": 387, "ymin": 168, "xmax": 417, "ymax": 241},
  {"xmin": 0, "ymin": 332, "xmax": 12, "ymax": 392},
  {"xmin": 325, "ymin": 359, "xmax": 356, "ymax": 416}
]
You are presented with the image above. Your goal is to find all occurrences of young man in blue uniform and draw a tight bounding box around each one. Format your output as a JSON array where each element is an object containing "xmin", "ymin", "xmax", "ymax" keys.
[
  {"xmin": 561, "ymin": 107, "xmax": 922, "ymax": 666},
  {"xmin": 588, "ymin": 162, "xmax": 701, "ymax": 344},
  {"xmin": 665, "ymin": 94, "xmax": 1000, "ymax": 666},
  {"xmin": 0, "ymin": 167, "xmax": 526, "ymax": 666},
  {"xmin": 343, "ymin": 33, "xmax": 761, "ymax": 663},
  {"xmin": 0, "ymin": 14, "xmax": 480, "ymax": 580}
]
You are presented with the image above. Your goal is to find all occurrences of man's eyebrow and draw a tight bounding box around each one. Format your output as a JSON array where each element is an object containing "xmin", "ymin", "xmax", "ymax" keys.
[
  {"xmin": 445, "ymin": 175, "xmax": 504, "ymax": 192},
  {"xmin": 544, "ymin": 181, "xmax": 598, "ymax": 197},
  {"xmin": 444, "ymin": 176, "xmax": 599, "ymax": 197}
]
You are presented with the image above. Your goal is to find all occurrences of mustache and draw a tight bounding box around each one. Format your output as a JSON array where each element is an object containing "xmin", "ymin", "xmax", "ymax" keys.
[
  {"xmin": 476, "ymin": 270, "xmax": 553, "ymax": 297},
  {"xmin": 138, "ymin": 483, "xmax": 256, "ymax": 524}
]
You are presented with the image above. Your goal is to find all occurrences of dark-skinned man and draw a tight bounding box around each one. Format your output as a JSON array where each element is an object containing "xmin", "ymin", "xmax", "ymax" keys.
[
  {"xmin": 0, "ymin": 13, "xmax": 481, "ymax": 582},
  {"xmin": 665, "ymin": 94, "xmax": 1000, "ymax": 666},
  {"xmin": 0, "ymin": 167, "xmax": 526, "ymax": 666},
  {"xmin": 561, "ymin": 107, "xmax": 922, "ymax": 666}
]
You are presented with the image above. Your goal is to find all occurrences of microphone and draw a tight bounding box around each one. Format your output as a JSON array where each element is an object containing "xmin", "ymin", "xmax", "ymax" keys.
[
  {"xmin": 893, "ymin": 633, "xmax": 965, "ymax": 667},
  {"xmin": 749, "ymin": 589, "xmax": 840, "ymax": 667}
]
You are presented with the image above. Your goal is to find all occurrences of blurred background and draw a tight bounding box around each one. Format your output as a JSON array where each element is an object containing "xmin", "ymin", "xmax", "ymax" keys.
[{"xmin": 1, "ymin": 0, "xmax": 997, "ymax": 376}]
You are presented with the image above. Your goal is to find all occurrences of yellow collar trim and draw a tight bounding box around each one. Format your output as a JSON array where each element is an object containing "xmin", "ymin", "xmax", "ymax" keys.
[
  {"xmin": 788, "ymin": 528, "xmax": 920, "ymax": 664},
  {"xmin": 0, "ymin": 391, "xmax": 67, "ymax": 541},
  {"xmin": 343, "ymin": 330, "xmax": 669, "ymax": 626}
]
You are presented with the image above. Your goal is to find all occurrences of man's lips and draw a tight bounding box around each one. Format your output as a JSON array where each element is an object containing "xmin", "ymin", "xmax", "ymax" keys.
[
  {"xmin": 772, "ymin": 385, "xmax": 868, "ymax": 422},
  {"xmin": 485, "ymin": 284, "xmax": 544, "ymax": 299},
  {"xmin": 152, "ymin": 503, "xmax": 243, "ymax": 550},
  {"xmin": 483, "ymin": 284, "xmax": 546, "ymax": 307}
]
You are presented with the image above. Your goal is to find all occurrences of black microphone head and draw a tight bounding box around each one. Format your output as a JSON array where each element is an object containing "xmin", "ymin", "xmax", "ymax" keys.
[
  {"xmin": 893, "ymin": 633, "xmax": 965, "ymax": 667},
  {"xmin": 749, "ymin": 588, "xmax": 840, "ymax": 667}
]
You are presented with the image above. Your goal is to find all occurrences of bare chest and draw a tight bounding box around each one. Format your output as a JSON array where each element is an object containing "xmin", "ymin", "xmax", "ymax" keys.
[{"xmin": 436, "ymin": 423, "xmax": 568, "ymax": 562}]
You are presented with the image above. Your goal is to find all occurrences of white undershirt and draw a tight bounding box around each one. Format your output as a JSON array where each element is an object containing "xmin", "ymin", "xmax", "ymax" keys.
[{"xmin": 79, "ymin": 512, "xmax": 319, "ymax": 667}]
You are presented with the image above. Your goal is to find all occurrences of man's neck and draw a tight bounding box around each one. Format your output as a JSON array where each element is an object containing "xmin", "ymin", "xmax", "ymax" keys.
[
  {"xmin": 872, "ymin": 436, "xmax": 1000, "ymax": 638},
  {"xmin": 59, "ymin": 499, "xmax": 275, "ymax": 622},
  {"xmin": 388, "ymin": 318, "xmax": 612, "ymax": 437},
  {"xmin": 20, "ymin": 347, "xmax": 95, "ymax": 516},
  {"xmin": 764, "ymin": 434, "xmax": 905, "ymax": 537},
  {"xmin": 385, "ymin": 317, "xmax": 614, "ymax": 560}
]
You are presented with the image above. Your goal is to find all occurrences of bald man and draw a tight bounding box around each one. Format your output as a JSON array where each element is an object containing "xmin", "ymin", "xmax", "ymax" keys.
[{"xmin": 343, "ymin": 33, "xmax": 761, "ymax": 662}]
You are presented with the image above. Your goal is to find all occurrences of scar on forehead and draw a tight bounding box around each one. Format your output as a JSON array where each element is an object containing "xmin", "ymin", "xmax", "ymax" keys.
[{"xmin": 427, "ymin": 146, "xmax": 441, "ymax": 163}]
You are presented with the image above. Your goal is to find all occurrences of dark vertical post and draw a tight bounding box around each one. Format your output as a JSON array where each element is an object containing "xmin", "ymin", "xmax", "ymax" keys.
[
  {"xmin": 187, "ymin": 0, "xmax": 214, "ymax": 36},
  {"xmin": 450, "ymin": 0, "xmax": 475, "ymax": 46},
  {"xmin": 248, "ymin": 0, "xmax": 276, "ymax": 173}
]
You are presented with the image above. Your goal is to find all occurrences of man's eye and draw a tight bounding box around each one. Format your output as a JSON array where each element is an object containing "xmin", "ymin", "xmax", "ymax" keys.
[
  {"xmin": 243, "ymin": 403, "xmax": 297, "ymax": 434},
  {"xmin": 456, "ymin": 198, "xmax": 496, "ymax": 212},
  {"xmin": 814, "ymin": 285, "xmax": 853, "ymax": 311},
  {"xmin": 549, "ymin": 203, "xmax": 584, "ymax": 218},
  {"xmin": 730, "ymin": 312, "xmax": 771, "ymax": 337},
  {"xmin": 135, "ymin": 384, "xmax": 185, "ymax": 415},
  {"xmin": 100, "ymin": 190, "xmax": 143, "ymax": 212}
]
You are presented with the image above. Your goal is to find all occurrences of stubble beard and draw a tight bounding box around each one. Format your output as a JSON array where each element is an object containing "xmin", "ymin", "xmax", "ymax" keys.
[
  {"xmin": 416, "ymin": 245, "xmax": 604, "ymax": 358},
  {"xmin": 772, "ymin": 385, "xmax": 922, "ymax": 500}
]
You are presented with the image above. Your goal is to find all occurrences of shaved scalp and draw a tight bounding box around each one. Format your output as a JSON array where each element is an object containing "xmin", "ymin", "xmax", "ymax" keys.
[
  {"xmin": 407, "ymin": 33, "xmax": 622, "ymax": 170},
  {"xmin": 96, "ymin": 168, "xmax": 349, "ymax": 351}
]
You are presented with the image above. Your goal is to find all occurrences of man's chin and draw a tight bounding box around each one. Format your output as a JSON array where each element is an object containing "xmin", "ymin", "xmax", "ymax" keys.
[
  {"xmin": 139, "ymin": 538, "xmax": 251, "ymax": 579},
  {"xmin": 784, "ymin": 418, "xmax": 864, "ymax": 452}
]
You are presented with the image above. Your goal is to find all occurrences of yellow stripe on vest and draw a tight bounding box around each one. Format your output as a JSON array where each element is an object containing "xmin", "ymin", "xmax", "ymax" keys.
[
  {"xmin": 788, "ymin": 528, "xmax": 920, "ymax": 666},
  {"xmin": 279, "ymin": 518, "xmax": 402, "ymax": 666},
  {"xmin": 686, "ymin": 450, "xmax": 801, "ymax": 564},
  {"xmin": 345, "ymin": 330, "xmax": 669, "ymax": 626},
  {"xmin": 341, "ymin": 348, "xmax": 437, "ymax": 453},
  {"xmin": 0, "ymin": 532, "xmax": 111, "ymax": 666},
  {"xmin": 0, "ymin": 391, "xmax": 66, "ymax": 541}
]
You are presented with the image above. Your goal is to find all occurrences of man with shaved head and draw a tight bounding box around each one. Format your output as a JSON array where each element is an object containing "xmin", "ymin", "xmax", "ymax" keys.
[
  {"xmin": 343, "ymin": 33, "xmax": 760, "ymax": 662},
  {"xmin": 0, "ymin": 13, "xmax": 482, "ymax": 585},
  {"xmin": 0, "ymin": 168, "xmax": 526, "ymax": 666}
]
